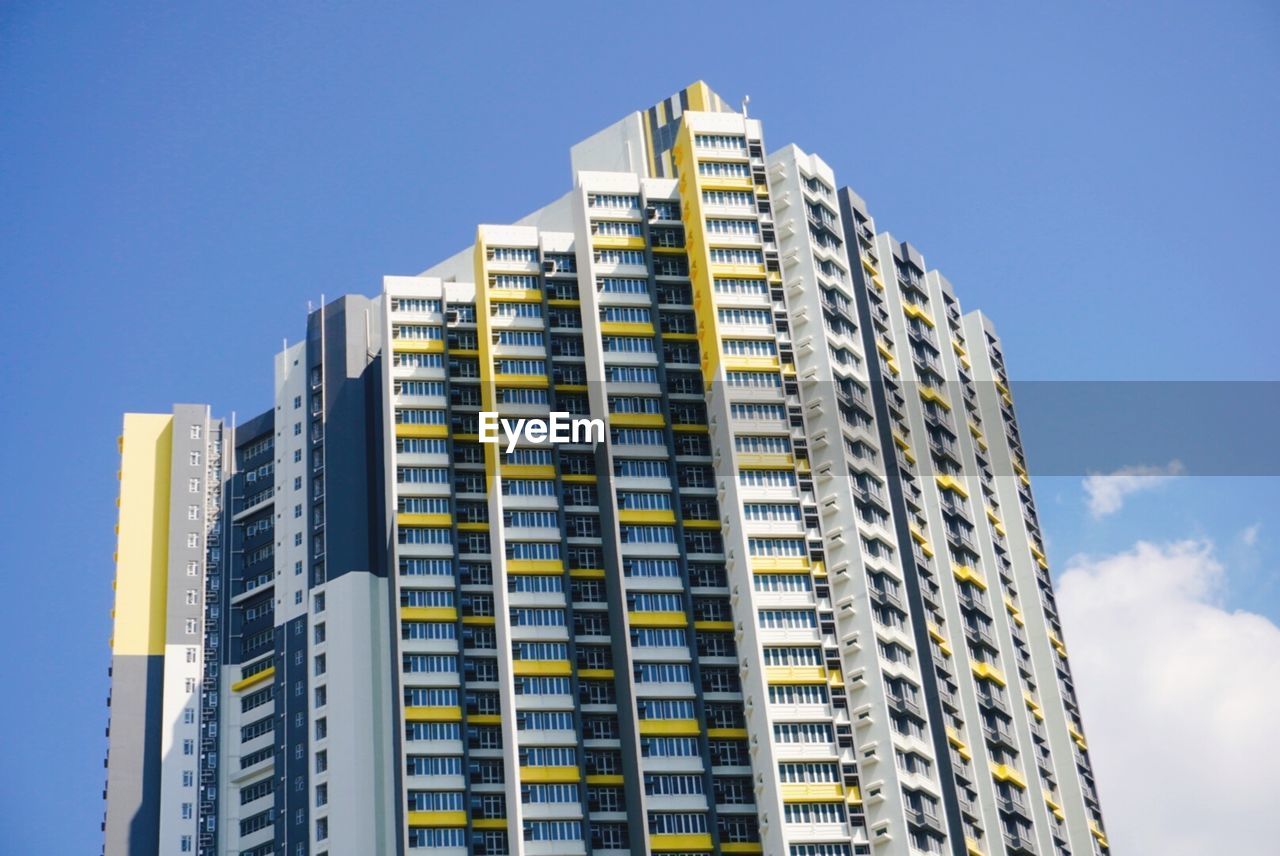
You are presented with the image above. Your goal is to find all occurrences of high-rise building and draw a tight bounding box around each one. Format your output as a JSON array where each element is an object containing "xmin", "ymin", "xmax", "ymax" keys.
[{"xmin": 103, "ymin": 82, "xmax": 1108, "ymax": 856}]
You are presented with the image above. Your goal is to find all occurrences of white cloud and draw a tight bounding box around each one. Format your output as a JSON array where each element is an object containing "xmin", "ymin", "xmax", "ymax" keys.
[
  {"xmin": 1081, "ymin": 460, "xmax": 1184, "ymax": 517},
  {"xmin": 1241, "ymin": 523, "xmax": 1261, "ymax": 547},
  {"xmin": 1056, "ymin": 540, "xmax": 1280, "ymax": 855}
]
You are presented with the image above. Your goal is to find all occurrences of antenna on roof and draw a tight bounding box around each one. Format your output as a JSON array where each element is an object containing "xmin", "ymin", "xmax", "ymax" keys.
[{"xmin": 741, "ymin": 95, "xmax": 750, "ymax": 118}]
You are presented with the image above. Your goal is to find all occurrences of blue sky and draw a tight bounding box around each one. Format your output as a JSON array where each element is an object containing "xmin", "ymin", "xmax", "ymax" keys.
[{"xmin": 1, "ymin": 2, "xmax": 1276, "ymax": 852}]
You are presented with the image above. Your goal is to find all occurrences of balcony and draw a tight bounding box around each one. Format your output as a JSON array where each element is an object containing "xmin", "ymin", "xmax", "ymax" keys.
[
  {"xmin": 1003, "ymin": 832, "xmax": 1038, "ymax": 855},
  {"xmin": 887, "ymin": 693, "xmax": 923, "ymax": 718},
  {"xmin": 905, "ymin": 807, "xmax": 945, "ymax": 835}
]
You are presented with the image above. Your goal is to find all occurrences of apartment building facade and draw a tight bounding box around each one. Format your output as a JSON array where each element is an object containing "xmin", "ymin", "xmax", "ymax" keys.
[{"xmin": 103, "ymin": 82, "xmax": 1108, "ymax": 856}]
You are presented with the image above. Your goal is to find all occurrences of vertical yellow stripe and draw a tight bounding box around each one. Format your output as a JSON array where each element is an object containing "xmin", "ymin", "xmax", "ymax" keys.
[
  {"xmin": 113, "ymin": 414, "xmax": 173, "ymax": 655},
  {"xmin": 685, "ymin": 81, "xmax": 710, "ymax": 112}
]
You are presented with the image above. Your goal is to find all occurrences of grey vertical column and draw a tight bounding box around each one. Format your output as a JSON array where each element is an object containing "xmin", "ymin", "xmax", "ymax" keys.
[{"xmin": 838, "ymin": 190, "xmax": 968, "ymax": 856}]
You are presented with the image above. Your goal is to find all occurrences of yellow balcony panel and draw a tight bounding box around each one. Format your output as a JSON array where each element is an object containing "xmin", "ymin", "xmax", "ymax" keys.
[
  {"xmin": 585, "ymin": 774, "xmax": 625, "ymax": 786},
  {"xmin": 765, "ymin": 666, "xmax": 828, "ymax": 685},
  {"xmin": 560, "ymin": 473, "xmax": 597, "ymax": 484},
  {"xmin": 395, "ymin": 423, "xmax": 449, "ymax": 439},
  {"xmin": 698, "ymin": 175, "xmax": 755, "ymax": 193},
  {"xmin": 652, "ymin": 244, "xmax": 688, "ymax": 254},
  {"xmin": 397, "ymin": 513, "xmax": 452, "ymax": 528},
  {"xmin": 407, "ymin": 810, "xmax": 466, "ymax": 828},
  {"xmin": 506, "ymin": 559, "xmax": 564, "ymax": 575},
  {"xmin": 694, "ymin": 619, "xmax": 734, "ymax": 633},
  {"xmin": 449, "ymin": 348, "xmax": 479, "ymax": 358},
  {"xmin": 952, "ymin": 339, "xmax": 967, "ymax": 356},
  {"xmin": 1069, "ymin": 723, "xmax": 1088, "ymax": 749},
  {"xmin": 401, "ymin": 606, "xmax": 458, "ymax": 622},
  {"xmin": 628, "ymin": 610, "xmax": 688, "ymax": 628},
  {"xmin": 971, "ymin": 661, "xmax": 1007, "ymax": 687},
  {"xmin": 488, "ymin": 288, "xmax": 543, "ymax": 303},
  {"xmin": 709, "ymin": 263, "xmax": 768, "ymax": 281},
  {"xmin": 846, "ymin": 786, "xmax": 863, "ymax": 804},
  {"xmin": 735, "ymin": 452, "xmax": 794, "ymax": 469},
  {"xmin": 608, "ymin": 412, "xmax": 666, "ymax": 428},
  {"xmin": 952, "ymin": 564, "xmax": 988, "ymax": 590},
  {"xmin": 706, "ymin": 727, "xmax": 748, "ymax": 739},
  {"xmin": 1048, "ymin": 630, "xmax": 1068, "ymax": 658},
  {"xmin": 927, "ymin": 622, "xmax": 947, "ymax": 645},
  {"xmin": 577, "ymin": 668, "xmax": 615, "ymax": 680},
  {"xmin": 393, "ymin": 339, "xmax": 445, "ymax": 354},
  {"xmin": 501, "ymin": 464, "xmax": 556, "ymax": 479},
  {"xmin": 461, "ymin": 615, "xmax": 496, "ymax": 626},
  {"xmin": 780, "ymin": 783, "xmax": 844, "ymax": 802},
  {"xmin": 672, "ymin": 423, "xmax": 709, "ymax": 433},
  {"xmin": 554, "ymin": 384, "xmax": 588, "ymax": 394},
  {"xmin": 404, "ymin": 706, "xmax": 462, "ymax": 723},
  {"xmin": 877, "ymin": 341, "xmax": 895, "ymax": 361},
  {"xmin": 720, "ymin": 844, "xmax": 763, "ymax": 855},
  {"xmin": 546, "ymin": 298, "xmax": 581, "ymax": 308},
  {"xmin": 871, "ymin": 273, "xmax": 885, "ymax": 290},
  {"xmin": 231, "ymin": 666, "xmax": 275, "ymax": 693},
  {"xmin": 884, "ymin": 356, "xmax": 900, "ymax": 376},
  {"xmin": 749, "ymin": 556, "xmax": 811, "ymax": 573},
  {"xmin": 960, "ymin": 353, "xmax": 972, "ymax": 369},
  {"xmin": 910, "ymin": 527, "xmax": 935, "ymax": 558},
  {"xmin": 520, "ymin": 765, "xmax": 580, "ymax": 784},
  {"xmin": 618, "ymin": 509, "xmax": 677, "ymax": 524},
  {"xmin": 965, "ymin": 836, "xmax": 985, "ymax": 856},
  {"xmin": 591, "ymin": 235, "xmax": 647, "ymax": 251},
  {"xmin": 469, "ymin": 714, "xmax": 501, "ymax": 725},
  {"xmin": 936, "ymin": 474, "xmax": 970, "ymax": 497},
  {"xmin": 569, "ymin": 567, "xmax": 605, "ymax": 579},
  {"xmin": 947, "ymin": 726, "xmax": 971, "ymax": 756},
  {"xmin": 650, "ymin": 833, "xmax": 714, "ymax": 852},
  {"xmin": 902, "ymin": 302, "xmax": 935, "ymax": 327},
  {"xmin": 682, "ymin": 519, "xmax": 721, "ymax": 530},
  {"xmin": 991, "ymin": 763, "xmax": 1027, "ymax": 789},
  {"xmin": 662, "ymin": 331, "xmax": 698, "ymax": 342},
  {"xmin": 723, "ymin": 355, "xmax": 780, "ymax": 372},
  {"xmin": 1005, "ymin": 597, "xmax": 1024, "ymax": 625},
  {"xmin": 472, "ymin": 818, "xmax": 508, "ymax": 830},
  {"xmin": 599, "ymin": 321, "xmax": 656, "ymax": 337},
  {"xmin": 512, "ymin": 660, "xmax": 572, "ymax": 677},
  {"xmin": 919, "ymin": 386, "xmax": 952, "ymax": 409},
  {"xmin": 639, "ymin": 718, "xmax": 701, "ymax": 736},
  {"xmin": 456, "ymin": 522, "xmax": 489, "ymax": 532},
  {"xmin": 494, "ymin": 374, "xmax": 549, "ymax": 390},
  {"xmin": 1090, "ymin": 820, "xmax": 1109, "ymax": 847},
  {"xmin": 861, "ymin": 255, "xmax": 879, "ymax": 275}
]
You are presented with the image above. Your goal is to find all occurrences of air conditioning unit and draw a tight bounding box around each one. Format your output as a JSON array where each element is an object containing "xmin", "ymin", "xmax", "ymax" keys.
[{"xmin": 542, "ymin": 259, "xmax": 557, "ymax": 274}]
